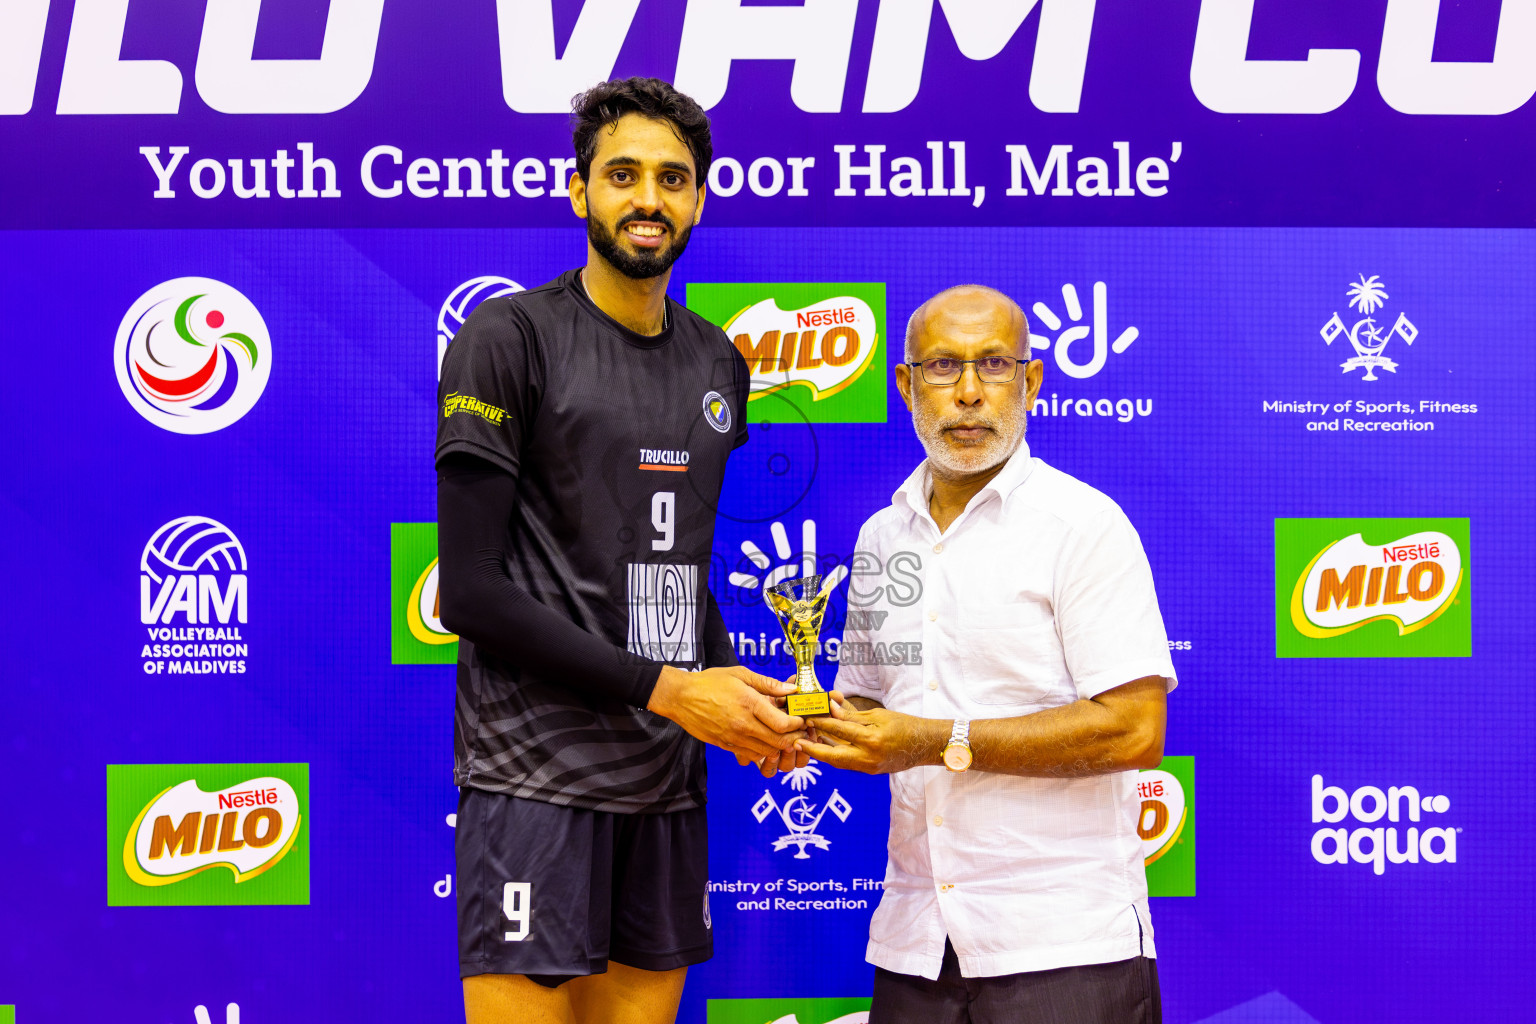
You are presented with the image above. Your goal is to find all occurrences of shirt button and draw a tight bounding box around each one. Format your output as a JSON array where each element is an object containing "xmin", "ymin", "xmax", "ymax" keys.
[
  {"xmin": 933, "ymin": 543, "xmax": 943, "ymax": 553},
  {"xmin": 928, "ymin": 611, "xmax": 938, "ymax": 622},
  {"xmin": 933, "ymin": 815, "xmax": 943, "ymax": 827},
  {"xmin": 940, "ymin": 883, "xmax": 954, "ymax": 892},
  {"xmin": 928, "ymin": 680, "xmax": 938, "ymax": 691}
]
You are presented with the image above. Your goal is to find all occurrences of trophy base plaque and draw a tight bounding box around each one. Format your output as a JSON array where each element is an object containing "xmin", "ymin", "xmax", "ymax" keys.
[{"xmin": 786, "ymin": 690, "xmax": 831, "ymax": 717}]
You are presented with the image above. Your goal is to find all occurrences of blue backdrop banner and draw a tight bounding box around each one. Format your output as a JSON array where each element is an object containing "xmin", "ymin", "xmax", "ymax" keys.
[{"xmin": 3, "ymin": 3, "xmax": 1534, "ymax": 1023}]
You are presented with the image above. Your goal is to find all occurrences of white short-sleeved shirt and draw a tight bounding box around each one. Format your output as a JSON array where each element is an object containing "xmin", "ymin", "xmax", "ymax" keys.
[{"xmin": 833, "ymin": 442, "xmax": 1177, "ymax": 980}]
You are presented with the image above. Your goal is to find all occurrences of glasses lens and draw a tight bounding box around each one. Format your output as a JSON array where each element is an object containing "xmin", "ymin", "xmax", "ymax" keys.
[
  {"xmin": 977, "ymin": 357, "xmax": 1017, "ymax": 382},
  {"xmin": 923, "ymin": 358, "xmax": 961, "ymax": 384}
]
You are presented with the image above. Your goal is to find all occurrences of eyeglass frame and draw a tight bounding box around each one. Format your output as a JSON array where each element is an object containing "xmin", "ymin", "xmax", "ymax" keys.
[{"xmin": 903, "ymin": 355, "xmax": 1029, "ymax": 386}]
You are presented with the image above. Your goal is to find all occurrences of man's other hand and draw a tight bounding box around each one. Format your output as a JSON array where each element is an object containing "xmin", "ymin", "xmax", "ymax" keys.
[
  {"xmin": 648, "ymin": 665, "xmax": 806, "ymax": 762},
  {"xmin": 796, "ymin": 700, "xmax": 946, "ymax": 775}
]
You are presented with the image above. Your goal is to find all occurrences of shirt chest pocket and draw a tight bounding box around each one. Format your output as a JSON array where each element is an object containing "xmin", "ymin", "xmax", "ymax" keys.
[{"xmin": 955, "ymin": 604, "xmax": 1069, "ymax": 708}]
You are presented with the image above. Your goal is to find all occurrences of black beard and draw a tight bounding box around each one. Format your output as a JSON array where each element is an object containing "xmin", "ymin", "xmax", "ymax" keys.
[{"xmin": 588, "ymin": 212, "xmax": 693, "ymax": 280}]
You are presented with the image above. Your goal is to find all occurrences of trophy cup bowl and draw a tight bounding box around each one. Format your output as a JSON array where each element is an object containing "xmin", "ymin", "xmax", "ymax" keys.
[{"xmin": 766, "ymin": 574, "xmax": 833, "ymax": 718}]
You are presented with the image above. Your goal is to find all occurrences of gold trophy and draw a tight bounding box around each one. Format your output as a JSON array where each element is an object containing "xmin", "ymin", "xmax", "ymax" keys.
[{"xmin": 766, "ymin": 574, "xmax": 834, "ymax": 717}]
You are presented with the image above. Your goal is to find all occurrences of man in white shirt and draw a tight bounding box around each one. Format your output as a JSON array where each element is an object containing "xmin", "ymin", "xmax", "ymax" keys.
[{"xmin": 798, "ymin": 285, "xmax": 1176, "ymax": 1024}]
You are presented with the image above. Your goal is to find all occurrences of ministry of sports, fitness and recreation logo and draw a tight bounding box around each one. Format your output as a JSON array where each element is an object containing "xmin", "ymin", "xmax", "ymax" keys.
[
  {"xmin": 438, "ymin": 276, "xmax": 523, "ymax": 379},
  {"xmin": 391, "ymin": 523, "xmax": 457, "ymax": 664},
  {"xmin": 1275, "ymin": 518, "xmax": 1470, "ymax": 659},
  {"xmin": 687, "ymin": 283, "xmax": 887, "ymax": 424},
  {"xmin": 106, "ymin": 763, "xmax": 309, "ymax": 906},
  {"xmin": 115, "ymin": 277, "xmax": 271, "ymax": 434},
  {"xmin": 751, "ymin": 763, "xmax": 852, "ymax": 859},
  {"xmin": 1139, "ymin": 756, "xmax": 1195, "ymax": 897},
  {"xmin": 139, "ymin": 516, "xmax": 249, "ymax": 677},
  {"xmin": 1320, "ymin": 274, "xmax": 1420, "ymax": 381}
]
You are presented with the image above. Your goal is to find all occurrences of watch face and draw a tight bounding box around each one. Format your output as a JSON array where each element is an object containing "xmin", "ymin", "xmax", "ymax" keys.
[{"xmin": 943, "ymin": 744, "xmax": 972, "ymax": 772}]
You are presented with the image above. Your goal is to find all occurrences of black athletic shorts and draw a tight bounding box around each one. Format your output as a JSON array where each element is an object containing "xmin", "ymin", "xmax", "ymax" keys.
[{"xmin": 456, "ymin": 787, "xmax": 713, "ymax": 984}]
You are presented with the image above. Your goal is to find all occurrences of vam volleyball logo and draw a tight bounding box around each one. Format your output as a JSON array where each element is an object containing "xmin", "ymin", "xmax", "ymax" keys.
[
  {"xmin": 1139, "ymin": 755, "xmax": 1195, "ymax": 896},
  {"xmin": 391, "ymin": 523, "xmax": 457, "ymax": 664},
  {"xmin": 439, "ymin": 276, "xmax": 523, "ymax": 379},
  {"xmin": 115, "ymin": 277, "xmax": 271, "ymax": 433},
  {"xmin": 140, "ymin": 516, "xmax": 249, "ymax": 676},
  {"xmin": 687, "ymin": 283, "xmax": 887, "ymax": 424},
  {"xmin": 106, "ymin": 763, "xmax": 309, "ymax": 906},
  {"xmin": 1275, "ymin": 518, "xmax": 1471, "ymax": 658}
]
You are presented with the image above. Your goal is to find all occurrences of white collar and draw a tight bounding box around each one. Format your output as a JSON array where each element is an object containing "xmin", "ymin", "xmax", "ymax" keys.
[{"xmin": 891, "ymin": 440, "xmax": 1035, "ymax": 525}]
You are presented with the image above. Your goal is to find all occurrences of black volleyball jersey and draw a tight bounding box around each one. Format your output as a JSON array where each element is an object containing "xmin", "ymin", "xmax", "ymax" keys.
[{"xmin": 436, "ymin": 269, "xmax": 750, "ymax": 813}]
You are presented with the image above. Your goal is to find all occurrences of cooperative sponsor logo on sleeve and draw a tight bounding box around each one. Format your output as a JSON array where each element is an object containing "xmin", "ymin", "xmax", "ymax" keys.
[
  {"xmin": 115, "ymin": 278, "xmax": 270, "ymax": 434},
  {"xmin": 107, "ymin": 763, "xmax": 309, "ymax": 906},
  {"xmin": 1139, "ymin": 755, "xmax": 1195, "ymax": 897},
  {"xmin": 140, "ymin": 517, "xmax": 248, "ymax": 676},
  {"xmin": 1311, "ymin": 774, "xmax": 1457, "ymax": 875},
  {"xmin": 686, "ymin": 283, "xmax": 886, "ymax": 424},
  {"xmin": 1275, "ymin": 518, "xmax": 1469, "ymax": 658},
  {"xmin": 438, "ymin": 276, "xmax": 523, "ymax": 380},
  {"xmin": 707, "ymin": 997, "xmax": 870, "ymax": 1024},
  {"xmin": 391, "ymin": 523, "xmax": 457, "ymax": 664}
]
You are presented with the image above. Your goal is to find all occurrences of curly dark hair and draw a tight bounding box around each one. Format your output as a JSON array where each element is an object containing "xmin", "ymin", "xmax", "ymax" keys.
[{"xmin": 570, "ymin": 77, "xmax": 713, "ymax": 186}]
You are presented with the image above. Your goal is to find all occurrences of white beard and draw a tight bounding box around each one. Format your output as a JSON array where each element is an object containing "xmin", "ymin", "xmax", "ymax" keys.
[{"xmin": 913, "ymin": 399, "xmax": 1026, "ymax": 478}]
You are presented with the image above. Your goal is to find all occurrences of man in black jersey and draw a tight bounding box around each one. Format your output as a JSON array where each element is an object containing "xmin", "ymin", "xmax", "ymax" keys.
[{"xmin": 436, "ymin": 78, "xmax": 805, "ymax": 1024}]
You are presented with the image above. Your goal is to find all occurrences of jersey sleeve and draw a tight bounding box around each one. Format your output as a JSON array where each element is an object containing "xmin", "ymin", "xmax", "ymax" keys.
[
  {"xmin": 731, "ymin": 343, "xmax": 751, "ymax": 451},
  {"xmin": 435, "ymin": 298, "xmax": 543, "ymax": 477},
  {"xmin": 1053, "ymin": 507, "xmax": 1178, "ymax": 700}
]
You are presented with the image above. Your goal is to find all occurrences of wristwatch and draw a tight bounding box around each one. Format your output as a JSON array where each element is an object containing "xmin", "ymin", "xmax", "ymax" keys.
[{"xmin": 943, "ymin": 719, "xmax": 972, "ymax": 772}]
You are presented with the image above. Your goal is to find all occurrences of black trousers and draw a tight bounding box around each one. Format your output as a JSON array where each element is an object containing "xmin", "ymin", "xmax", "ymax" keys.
[{"xmin": 870, "ymin": 941, "xmax": 1161, "ymax": 1024}]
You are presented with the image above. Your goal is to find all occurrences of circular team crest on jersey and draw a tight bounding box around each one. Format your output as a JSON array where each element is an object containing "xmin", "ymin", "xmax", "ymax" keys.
[
  {"xmin": 702, "ymin": 390, "xmax": 731, "ymax": 433},
  {"xmin": 115, "ymin": 277, "xmax": 272, "ymax": 434}
]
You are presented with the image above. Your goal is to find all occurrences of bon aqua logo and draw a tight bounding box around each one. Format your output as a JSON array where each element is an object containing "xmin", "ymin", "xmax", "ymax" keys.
[
  {"xmin": 391, "ymin": 523, "xmax": 457, "ymax": 664},
  {"xmin": 1275, "ymin": 518, "xmax": 1470, "ymax": 658},
  {"xmin": 115, "ymin": 277, "xmax": 271, "ymax": 434},
  {"xmin": 687, "ymin": 283, "xmax": 886, "ymax": 424},
  {"xmin": 106, "ymin": 763, "xmax": 309, "ymax": 906}
]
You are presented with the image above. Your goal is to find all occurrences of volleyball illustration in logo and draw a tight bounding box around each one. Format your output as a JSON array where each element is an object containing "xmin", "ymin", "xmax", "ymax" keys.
[
  {"xmin": 115, "ymin": 278, "xmax": 271, "ymax": 434},
  {"xmin": 141, "ymin": 516, "xmax": 247, "ymax": 584},
  {"xmin": 438, "ymin": 276, "xmax": 524, "ymax": 379}
]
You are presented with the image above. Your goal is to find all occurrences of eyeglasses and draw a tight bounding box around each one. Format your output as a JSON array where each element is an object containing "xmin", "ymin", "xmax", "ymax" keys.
[{"xmin": 905, "ymin": 356, "xmax": 1024, "ymax": 386}]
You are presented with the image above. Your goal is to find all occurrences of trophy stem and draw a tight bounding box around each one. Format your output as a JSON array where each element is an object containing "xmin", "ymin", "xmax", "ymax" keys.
[{"xmin": 791, "ymin": 644, "xmax": 821, "ymax": 693}]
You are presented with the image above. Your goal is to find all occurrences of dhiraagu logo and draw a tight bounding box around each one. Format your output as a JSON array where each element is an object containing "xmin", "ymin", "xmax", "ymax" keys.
[
  {"xmin": 106, "ymin": 763, "xmax": 309, "ymax": 906},
  {"xmin": 1275, "ymin": 518, "xmax": 1470, "ymax": 658},
  {"xmin": 707, "ymin": 998, "xmax": 870, "ymax": 1024},
  {"xmin": 392, "ymin": 523, "xmax": 457, "ymax": 664},
  {"xmin": 687, "ymin": 283, "xmax": 886, "ymax": 424}
]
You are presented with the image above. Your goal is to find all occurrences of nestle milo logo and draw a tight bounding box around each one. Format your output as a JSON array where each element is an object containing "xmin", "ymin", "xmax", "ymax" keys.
[
  {"xmin": 1275, "ymin": 518, "xmax": 1470, "ymax": 659},
  {"xmin": 107, "ymin": 763, "xmax": 310, "ymax": 906},
  {"xmin": 687, "ymin": 283, "xmax": 887, "ymax": 424}
]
